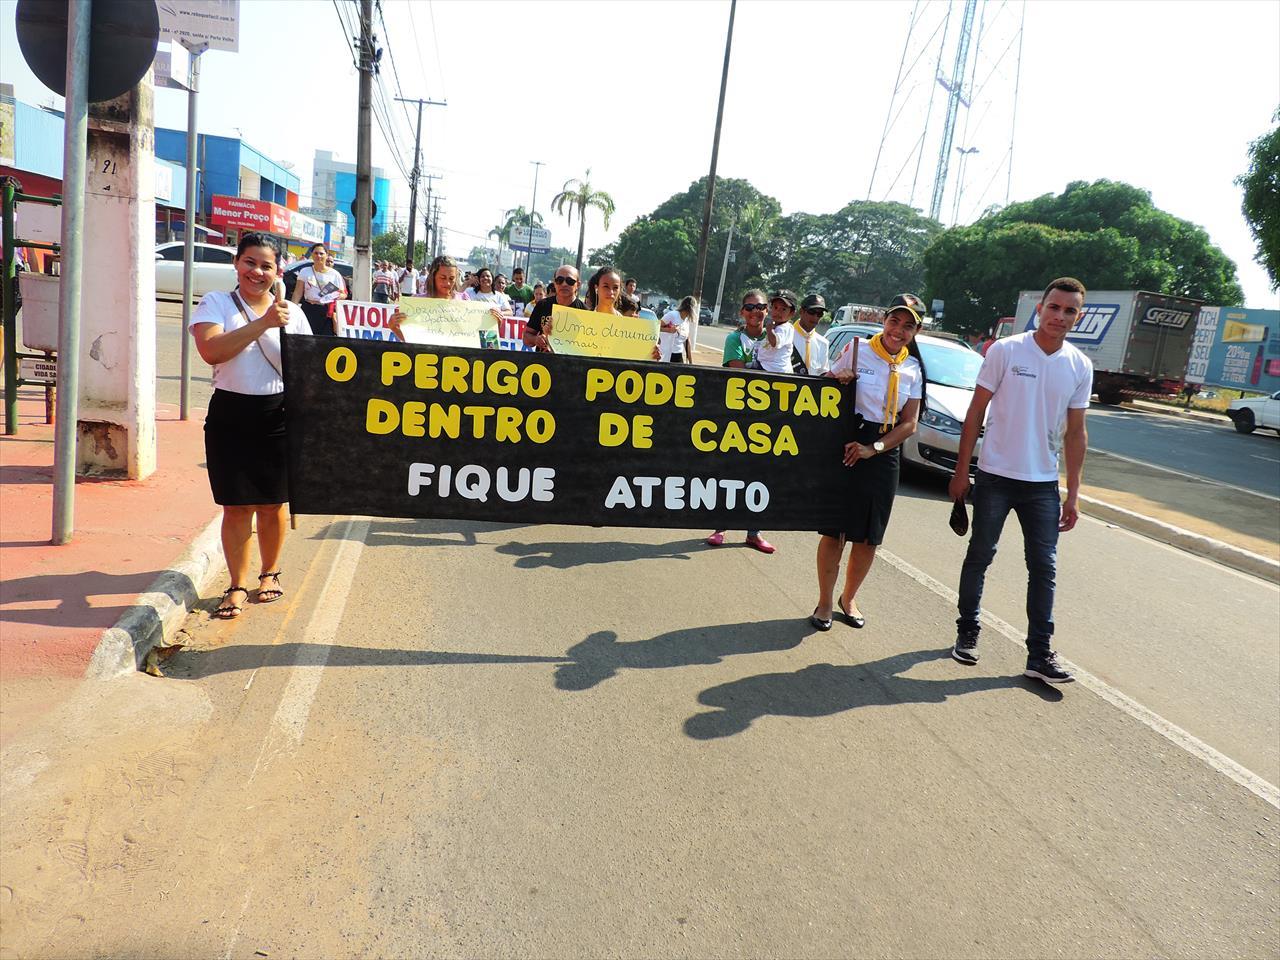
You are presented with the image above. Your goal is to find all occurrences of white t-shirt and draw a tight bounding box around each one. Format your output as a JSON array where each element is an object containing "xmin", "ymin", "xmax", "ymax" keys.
[
  {"xmin": 399, "ymin": 268, "xmax": 418, "ymax": 296},
  {"xmin": 300, "ymin": 266, "xmax": 345, "ymax": 304},
  {"xmin": 851, "ymin": 347, "xmax": 923, "ymax": 424},
  {"xmin": 755, "ymin": 320, "xmax": 795, "ymax": 373},
  {"xmin": 189, "ymin": 290, "xmax": 311, "ymax": 395},
  {"xmin": 791, "ymin": 322, "xmax": 831, "ymax": 375},
  {"xmin": 976, "ymin": 331, "xmax": 1093, "ymax": 482},
  {"xmin": 658, "ymin": 310, "xmax": 690, "ymax": 359},
  {"xmin": 415, "ymin": 272, "xmax": 430, "ymax": 296},
  {"xmin": 465, "ymin": 289, "xmax": 512, "ymax": 313}
]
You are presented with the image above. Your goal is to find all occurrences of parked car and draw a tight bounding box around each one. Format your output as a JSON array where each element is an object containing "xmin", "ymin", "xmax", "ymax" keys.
[
  {"xmin": 154, "ymin": 241, "xmax": 237, "ymax": 301},
  {"xmin": 1227, "ymin": 390, "xmax": 1280, "ymax": 434},
  {"xmin": 282, "ymin": 258, "xmax": 354, "ymax": 301},
  {"xmin": 637, "ymin": 307, "xmax": 658, "ymax": 322},
  {"xmin": 826, "ymin": 323, "xmax": 985, "ymax": 474},
  {"xmin": 699, "ymin": 306, "xmax": 714, "ymax": 325}
]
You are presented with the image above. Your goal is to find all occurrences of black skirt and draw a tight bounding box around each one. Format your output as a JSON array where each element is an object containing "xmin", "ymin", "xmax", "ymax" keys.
[
  {"xmin": 204, "ymin": 389, "xmax": 289, "ymax": 506},
  {"xmin": 819, "ymin": 418, "xmax": 900, "ymax": 545},
  {"xmin": 301, "ymin": 300, "xmax": 335, "ymax": 336}
]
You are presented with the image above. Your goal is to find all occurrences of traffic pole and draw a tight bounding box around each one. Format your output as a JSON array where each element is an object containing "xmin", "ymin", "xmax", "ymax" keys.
[
  {"xmin": 179, "ymin": 46, "xmax": 204, "ymax": 421},
  {"xmin": 353, "ymin": 0, "xmax": 374, "ymax": 300},
  {"xmin": 692, "ymin": 0, "xmax": 736, "ymax": 302},
  {"xmin": 52, "ymin": 0, "xmax": 92, "ymax": 544}
]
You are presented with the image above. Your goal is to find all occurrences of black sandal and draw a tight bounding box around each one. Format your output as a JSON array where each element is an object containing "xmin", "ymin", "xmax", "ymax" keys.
[
  {"xmin": 809, "ymin": 609, "xmax": 833, "ymax": 632},
  {"xmin": 257, "ymin": 571, "xmax": 284, "ymax": 604},
  {"xmin": 214, "ymin": 586, "xmax": 249, "ymax": 620}
]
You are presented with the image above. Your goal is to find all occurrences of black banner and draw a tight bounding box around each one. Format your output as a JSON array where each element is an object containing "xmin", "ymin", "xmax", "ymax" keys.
[{"xmin": 283, "ymin": 336, "xmax": 857, "ymax": 530}]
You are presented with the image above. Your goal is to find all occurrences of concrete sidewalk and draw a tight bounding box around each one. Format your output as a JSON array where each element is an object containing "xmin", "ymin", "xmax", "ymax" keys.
[{"xmin": 0, "ymin": 386, "xmax": 220, "ymax": 738}]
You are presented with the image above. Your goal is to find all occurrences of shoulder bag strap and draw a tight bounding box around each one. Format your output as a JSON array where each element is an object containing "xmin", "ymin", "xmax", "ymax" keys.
[{"xmin": 230, "ymin": 289, "xmax": 284, "ymax": 379}]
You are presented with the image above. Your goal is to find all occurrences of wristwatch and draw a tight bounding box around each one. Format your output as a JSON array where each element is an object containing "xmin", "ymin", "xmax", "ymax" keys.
[{"xmin": 872, "ymin": 441, "xmax": 886, "ymax": 455}]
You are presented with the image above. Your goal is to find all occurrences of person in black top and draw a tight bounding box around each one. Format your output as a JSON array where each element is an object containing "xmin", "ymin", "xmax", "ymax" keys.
[{"xmin": 523, "ymin": 264, "xmax": 584, "ymax": 351}]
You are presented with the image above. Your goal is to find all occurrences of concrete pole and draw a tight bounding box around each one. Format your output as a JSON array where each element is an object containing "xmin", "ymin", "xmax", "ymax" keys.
[
  {"xmin": 353, "ymin": 0, "xmax": 374, "ymax": 300},
  {"xmin": 179, "ymin": 49, "xmax": 202, "ymax": 421},
  {"xmin": 76, "ymin": 74, "xmax": 158, "ymax": 480},
  {"xmin": 526, "ymin": 160, "xmax": 543, "ymax": 275},
  {"xmin": 692, "ymin": 0, "xmax": 736, "ymax": 301},
  {"xmin": 712, "ymin": 214, "xmax": 735, "ymax": 325},
  {"xmin": 52, "ymin": 0, "xmax": 93, "ymax": 544}
]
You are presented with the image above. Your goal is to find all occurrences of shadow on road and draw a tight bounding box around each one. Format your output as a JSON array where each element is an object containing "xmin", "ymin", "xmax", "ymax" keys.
[
  {"xmin": 497, "ymin": 537, "xmax": 706, "ymax": 569},
  {"xmin": 683, "ymin": 647, "xmax": 1062, "ymax": 739},
  {"xmin": 168, "ymin": 641, "xmax": 569, "ymax": 679},
  {"xmin": 555, "ymin": 619, "xmax": 812, "ymax": 691},
  {"xmin": 307, "ymin": 518, "xmax": 530, "ymax": 548}
]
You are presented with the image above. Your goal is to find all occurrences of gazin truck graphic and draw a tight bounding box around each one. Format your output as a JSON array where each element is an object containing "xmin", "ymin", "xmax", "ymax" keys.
[{"xmin": 1014, "ymin": 290, "xmax": 1203, "ymax": 404}]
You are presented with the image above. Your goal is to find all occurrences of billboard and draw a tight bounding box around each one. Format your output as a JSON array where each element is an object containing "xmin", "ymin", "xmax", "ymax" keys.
[
  {"xmin": 509, "ymin": 225, "xmax": 551, "ymax": 254},
  {"xmin": 1189, "ymin": 306, "xmax": 1280, "ymax": 394}
]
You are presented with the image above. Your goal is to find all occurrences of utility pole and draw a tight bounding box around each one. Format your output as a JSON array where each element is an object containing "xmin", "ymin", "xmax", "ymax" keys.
[
  {"xmin": 394, "ymin": 96, "xmax": 445, "ymax": 268},
  {"xmin": 692, "ymin": 0, "xmax": 737, "ymax": 303},
  {"xmin": 353, "ymin": 0, "xmax": 375, "ymax": 299},
  {"xmin": 526, "ymin": 160, "xmax": 544, "ymax": 274},
  {"xmin": 712, "ymin": 214, "xmax": 736, "ymax": 325},
  {"xmin": 178, "ymin": 43, "xmax": 206, "ymax": 421},
  {"xmin": 421, "ymin": 173, "xmax": 440, "ymax": 261}
]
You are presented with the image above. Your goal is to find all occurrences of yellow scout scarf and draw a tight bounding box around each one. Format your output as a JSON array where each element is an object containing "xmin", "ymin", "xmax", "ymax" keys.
[
  {"xmin": 792, "ymin": 320, "xmax": 810, "ymax": 369},
  {"xmin": 868, "ymin": 333, "xmax": 909, "ymax": 433}
]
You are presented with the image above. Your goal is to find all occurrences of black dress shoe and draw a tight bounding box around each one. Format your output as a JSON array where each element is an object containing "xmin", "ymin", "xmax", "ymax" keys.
[
  {"xmin": 838, "ymin": 598, "xmax": 866, "ymax": 628},
  {"xmin": 809, "ymin": 610, "xmax": 833, "ymax": 632}
]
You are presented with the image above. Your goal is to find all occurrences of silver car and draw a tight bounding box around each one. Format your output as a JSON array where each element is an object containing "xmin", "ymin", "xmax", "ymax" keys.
[
  {"xmin": 154, "ymin": 241, "xmax": 237, "ymax": 302},
  {"xmin": 825, "ymin": 324, "xmax": 985, "ymax": 474}
]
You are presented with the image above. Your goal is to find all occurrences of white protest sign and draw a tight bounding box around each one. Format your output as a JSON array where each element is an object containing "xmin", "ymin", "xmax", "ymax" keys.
[{"xmin": 334, "ymin": 301, "xmax": 401, "ymax": 343}]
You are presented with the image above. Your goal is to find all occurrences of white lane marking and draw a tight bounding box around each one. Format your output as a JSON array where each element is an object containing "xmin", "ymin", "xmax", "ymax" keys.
[
  {"xmin": 876, "ymin": 547, "xmax": 1280, "ymax": 809},
  {"xmin": 1088, "ymin": 447, "xmax": 1280, "ymax": 502},
  {"xmin": 222, "ymin": 881, "xmax": 255, "ymax": 960},
  {"xmin": 270, "ymin": 517, "xmax": 370, "ymax": 743},
  {"xmin": 1251, "ymin": 454, "xmax": 1280, "ymax": 463}
]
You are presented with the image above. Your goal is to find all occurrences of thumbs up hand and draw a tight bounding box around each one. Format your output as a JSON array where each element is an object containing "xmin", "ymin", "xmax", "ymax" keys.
[{"xmin": 268, "ymin": 280, "xmax": 291, "ymax": 328}]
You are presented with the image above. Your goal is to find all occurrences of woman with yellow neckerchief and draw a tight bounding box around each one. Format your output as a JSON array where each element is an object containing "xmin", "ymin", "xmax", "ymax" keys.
[{"xmin": 810, "ymin": 294, "xmax": 927, "ymax": 631}]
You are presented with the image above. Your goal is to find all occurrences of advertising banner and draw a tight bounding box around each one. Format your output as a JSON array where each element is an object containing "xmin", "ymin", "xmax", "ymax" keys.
[
  {"xmin": 334, "ymin": 301, "xmax": 401, "ymax": 342},
  {"xmin": 1191, "ymin": 306, "xmax": 1280, "ymax": 394},
  {"xmin": 283, "ymin": 337, "xmax": 855, "ymax": 529},
  {"xmin": 210, "ymin": 194, "xmax": 291, "ymax": 235},
  {"xmin": 549, "ymin": 305, "xmax": 659, "ymax": 361}
]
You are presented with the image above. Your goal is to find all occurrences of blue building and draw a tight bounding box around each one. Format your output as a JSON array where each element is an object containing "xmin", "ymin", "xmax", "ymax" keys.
[
  {"xmin": 154, "ymin": 128, "xmax": 300, "ymax": 220},
  {"xmin": 312, "ymin": 149, "xmax": 392, "ymax": 237}
]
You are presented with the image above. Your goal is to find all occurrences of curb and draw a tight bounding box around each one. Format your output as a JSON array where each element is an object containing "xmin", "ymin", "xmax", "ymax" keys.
[
  {"xmin": 1128, "ymin": 400, "xmax": 1230, "ymax": 426},
  {"xmin": 1074, "ymin": 492, "xmax": 1280, "ymax": 584},
  {"xmin": 84, "ymin": 512, "xmax": 225, "ymax": 680}
]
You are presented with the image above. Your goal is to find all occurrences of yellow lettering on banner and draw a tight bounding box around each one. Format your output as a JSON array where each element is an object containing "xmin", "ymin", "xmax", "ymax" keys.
[
  {"xmin": 495, "ymin": 408, "xmax": 522, "ymax": 442},
  {"xmin": 585, "ymin": 369, "xmax": 612, "ymax": 402},
  {"xmin": 401, "ymin": 401, "xmax": 427, "ymax": 437},
  {"xmin": 689, "ymin": 418, "xmax": 800, "ymax": 456},
  {"xmin": 430, "ymin": 403, "xmax": 461, "ymax": 439},
  {"xmin": 381, "ymin": 351, "xmax": 411, "ymax": 386},
  {"xmin": 463, "ymin": 405, "xmax": 494, "ymax": 437},
  {"xmin": 366, "ymin": 398, "xmax": 399, "ymax": 433},
  {"xmin": 672, "ymin": 375, "xmax": 695, "ymax": 408},
  {"xmin": 691, "ymin": 419, "xmax": 717, "ymax": 452},
  {"xmin": 794, "ymin": 388, "xmax": 819, "ymax": 417},
  {"xmin": 526, "ymin": 410, "xmax": 556, "ymax": 443},
  {"xmin": 598, "ymin": 413, "xmax": 653, "ymax": 448},
  {"xmin": 820, "ymin": 385, "xmax": 841, "ymax": 419},
  {"xmin": 487, "ymin": 360, "xmax": 519, "ymax": 396},
  {"xmin": 441, "ymin": 356, "xmax": 469, "ymax": 394},
  {"xmin": 524, "ymin": 365, "xmax": 551, "ymax": 398},
  {"xmin": 746, "ymin": 379, "xmax": 771, "ymax": 411},
  {"xmin": 584, "ymin": 368, "xmax": 696, "ymax": 408},
  {"xmin": 725, "ymin": 378, "xmax": 745, "ymax": 411},
  {"xmin": 326, "ymin": 347, "xmax": 358, "ymax": 382},
  {"xmin": 774, "ymin": 381, "xmax": 797, "ymax": 411},
  {"xmin": 413, "ymin": 354, "xmax": 440, "ymax": 389}
]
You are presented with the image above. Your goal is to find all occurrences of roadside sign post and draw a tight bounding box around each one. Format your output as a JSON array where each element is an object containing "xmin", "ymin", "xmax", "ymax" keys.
[{"xmin": 178, "ymin": 45, "xmax": 205, "ymax": 421}]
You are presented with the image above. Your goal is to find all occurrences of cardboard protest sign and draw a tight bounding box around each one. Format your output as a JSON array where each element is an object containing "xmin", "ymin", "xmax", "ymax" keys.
[
  {"xmin": 549, "ymin": 305, "xmax": 659, "ymax": 361},
  {"xmin": 283, "ymin": 337, "xmax": 857, "ymax": 530},
  {"xmin": 334, "ymin": 301, "xmax": 401, "ymax": 342},
  {"xmin": 397, "ymin": 298, "xmax": 500, "ymax": 348}
]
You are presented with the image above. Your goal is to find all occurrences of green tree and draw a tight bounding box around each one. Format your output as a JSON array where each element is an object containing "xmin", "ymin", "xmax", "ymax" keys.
[
  {"xmin": 551, "ymin": 170, "xmax": 616, "ymax": 273},
  {"xmin": 372, "ymin": 225, "xmax": 425, "ymax": 266},
  {"xmin": 610, "ymin": 219, "xmax": 697, "ymax": 298},
  {"xmin": 772, "ymin": 200, "xmax": 941, "ymax": 309},
  {"xmin": 1237, "ymin": 109, "xmax": 1280, "ymax": 288},
  {"xmin": 923, "ymin": 179, "xmax": 1245, "ymax": 335}
]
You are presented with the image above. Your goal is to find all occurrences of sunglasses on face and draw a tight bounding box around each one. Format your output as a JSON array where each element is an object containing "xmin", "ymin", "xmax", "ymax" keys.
[
  {"xmin": 742, "ymin": 303, "xmax": 767, "ymax": 313},
  {"xmin": 804, "ymin": 308, "xmax": 825, "ymax": 317},
  {"xmin": 554, "ymin": 276, "xmax": 577, "ymax": 285}
]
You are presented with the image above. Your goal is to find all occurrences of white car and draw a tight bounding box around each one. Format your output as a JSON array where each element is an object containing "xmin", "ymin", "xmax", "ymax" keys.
[
  {"xmin": 154, "ymin": 241, "xmax": 237, "ymax": 302},
  {"xmin": 1228, "ymin": 390, "xmax": 1280, "ymax": 435},
  {"xmin": 826, "ymin": 325, "xmax": 985, "ymax": 474}
]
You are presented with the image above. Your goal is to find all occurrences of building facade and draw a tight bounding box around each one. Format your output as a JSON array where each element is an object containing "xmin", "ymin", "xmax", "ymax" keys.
[{"xmin": 312, "ymin": 149, "xmax": 392, "ymax": 238}]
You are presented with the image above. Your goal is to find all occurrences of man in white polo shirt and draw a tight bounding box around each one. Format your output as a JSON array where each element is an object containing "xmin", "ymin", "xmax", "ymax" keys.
[{"xmin": 947, "ymin": 277, "xmax": 1093, "ymax": 684}]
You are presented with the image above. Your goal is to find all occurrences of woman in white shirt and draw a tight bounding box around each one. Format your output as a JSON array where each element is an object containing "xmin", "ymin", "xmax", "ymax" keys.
[
  {"xmin": 190, "ymin": 233, "xmax": 312, "ymax": 620},
  {"xmin": 810, "ymin": 294, "xmax": 926, "ymax": 631},
  {"xmin": 462, "ymin": 266, "xmax": 514, "ymax": 315},
  {"xmin": 659, "ymin": 295, "xmax": 695, "ymax": 363},
  {"xmin": 289, "ymin": 242, "xmax": 347, "ymax": 335}
]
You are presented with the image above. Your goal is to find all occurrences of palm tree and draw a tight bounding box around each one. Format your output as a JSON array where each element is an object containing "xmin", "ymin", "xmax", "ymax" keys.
[
  {"xmin": 502, "ymin": 206, "xmax": 544, "ymax": 239},
  {"xmin": 551, "ymin": 169, "xmax": 616, "ymax": 274}
]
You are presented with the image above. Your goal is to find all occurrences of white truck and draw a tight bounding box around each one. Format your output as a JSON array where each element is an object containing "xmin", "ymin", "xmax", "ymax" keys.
[
  {"xmin": 1227, "ymin": 391, "xmax": 1280, "ymax": 434},
  {"xmin": 1013, "ymin": 290, "xmax": 1204, "ymax": 404}
]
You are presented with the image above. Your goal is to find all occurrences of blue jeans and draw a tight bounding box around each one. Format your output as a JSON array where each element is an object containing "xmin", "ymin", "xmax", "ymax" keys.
[{"xmin": 957, "ymin": 470, "xmax": 1060, "ymax": 656}]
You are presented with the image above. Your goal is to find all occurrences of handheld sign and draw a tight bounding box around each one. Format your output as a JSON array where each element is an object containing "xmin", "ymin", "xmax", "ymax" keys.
[
  {"xmin": 396, "ymin": 298, "xmax": 500, "ymax": 348},
  {"xmin": 549, "ymin": 305, "xmax": 659, "ymax": 361}
]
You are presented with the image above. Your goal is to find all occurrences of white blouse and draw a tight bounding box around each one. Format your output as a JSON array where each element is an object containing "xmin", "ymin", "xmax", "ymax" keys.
[
  {"xmin": 847, "ymin": 344, "xmax": 923, "ymax": 424},
  {"xmin": 189, "ymin": 290, "xmax": 311, "ymax": 395},
  {"xmin": 300, "ymin": 266, "xmax": 346, "ymax": 304}
]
